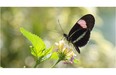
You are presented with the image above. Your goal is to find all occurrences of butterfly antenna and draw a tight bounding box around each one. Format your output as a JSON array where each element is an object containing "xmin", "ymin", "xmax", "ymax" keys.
[{"xmin": 58, "ymin": 19, "xmax": 64, "ymax": 34}]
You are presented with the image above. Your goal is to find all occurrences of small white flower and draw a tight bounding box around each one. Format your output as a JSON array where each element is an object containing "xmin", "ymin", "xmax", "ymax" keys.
[{"xmin": 55, "ymin": 40, "xmax": 76, "ymax": 63}]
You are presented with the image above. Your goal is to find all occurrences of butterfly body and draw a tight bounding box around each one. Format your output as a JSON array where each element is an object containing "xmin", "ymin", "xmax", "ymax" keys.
[{"xmin": 63, "ymin": 14, "xmax": 95, "ymax": 54}]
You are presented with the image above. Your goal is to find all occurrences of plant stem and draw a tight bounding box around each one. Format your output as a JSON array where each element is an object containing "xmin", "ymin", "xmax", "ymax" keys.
[
  {"xmin": 34, "ymin": 60, "xmax": 39, "ymax": 68},
  {"xmin": 33, "ymin": 56, "xmax": 43, "ymax": 68},
  {"xmin": 52, "ymin": 59, "xmax": 61, "ymax": 68}
]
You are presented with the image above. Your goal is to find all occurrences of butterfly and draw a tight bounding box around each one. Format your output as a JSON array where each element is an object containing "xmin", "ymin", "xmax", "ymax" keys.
[{"xmin": 63, "ymin": 14, "xmax": 95, "ymax": 54}]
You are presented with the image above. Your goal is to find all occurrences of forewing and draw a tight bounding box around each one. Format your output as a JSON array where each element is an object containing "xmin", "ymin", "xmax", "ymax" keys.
[
  {"xmin": 80, "ymin": 14, "xmax": 95, "ymax": 31},
  {"xmin": 68, "ymin": 23, "xmax": 82, "ymax": 37},
  {"xmin": 73, "ymin": 30, "xmax": 90, "ymax": 47},
  {"xmin": 68, "ymin": 14, "xmax": 95, "ymax": 37},
  {"xmin": 69, "ymin": 29, "xmax": 87, "ymax": 42}
]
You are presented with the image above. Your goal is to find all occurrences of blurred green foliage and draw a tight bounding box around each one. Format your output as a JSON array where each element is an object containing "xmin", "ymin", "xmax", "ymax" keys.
[{"xmin": 0, "ymin": 7, "xmax": 116, "ymax": 68}]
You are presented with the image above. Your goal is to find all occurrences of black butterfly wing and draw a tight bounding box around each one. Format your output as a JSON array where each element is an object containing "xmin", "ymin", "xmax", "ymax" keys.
[
  {"xmin": 68, "ymin": 21, "xmax": 82, "ymax": 37},
  {"xmin": 79, "ymin": 14, "xmax": 95, "ymax": 31},
  {"xmin": 67, "ymin": 14, "xmax": 95, "ymax": 53},
  {"xmin": 68, "ymin": 14, "xmax": 95, "ymax": 37},
  {"xmin": 69, "ymin": 29, "xmax": 87, "ymax": 42},
  {"xmin": 73, "ymin": 44, "xmax": 81, "ymax": 53},
  {"xmin": 73, "ymin": 30, "xmax": 90, "ymax": 47},
  {"xmin": 71, "ymin": 29, "xmax": 90, "ymax": 53}
]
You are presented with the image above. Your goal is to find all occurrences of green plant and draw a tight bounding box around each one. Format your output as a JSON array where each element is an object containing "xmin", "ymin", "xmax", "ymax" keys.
[{"xmin": 20, "ymin": 28, "xmax": 78, "ymax": 68}]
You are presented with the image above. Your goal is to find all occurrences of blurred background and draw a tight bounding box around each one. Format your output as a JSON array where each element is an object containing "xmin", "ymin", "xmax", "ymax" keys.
[{"xmin": 0, "ymin": 7, "xmax": 116, "ymax": 68}]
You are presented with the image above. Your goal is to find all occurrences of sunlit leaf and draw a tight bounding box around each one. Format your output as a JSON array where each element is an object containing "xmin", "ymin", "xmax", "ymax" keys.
[
  {"xmin": 41, "ymin": 46, "xmax": 53, "ymax": 61},
  {"xmin": 42, "ymin": 46, "xmax": 53, "ymax": 56},
  {"xmin": 20, "ymin": 28, "xmax": 46, "ymax": 57},
  {"xmin": 73, "ymin": 58, "xmax": 79, "ymax": 64},
  {"xmin": 42, "ymin": 53, "xmax": 52, "ymax": 62},
  {"xmin": 51, "ymin": 52, "xmax": 59, "ymax": 60}
]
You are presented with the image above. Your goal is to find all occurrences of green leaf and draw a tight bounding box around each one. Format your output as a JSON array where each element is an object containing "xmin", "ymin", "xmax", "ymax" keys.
[
  {"xmin": 50, "ymin": 52, "xmax": 59, "ymax": 60},
  {"xmin": 42, "ymin": 46, "xmax": 53, "ymax": 56},
  {"xmin": 41, "ymin": 46, "xmax": 53, "ymax": 61},
  {"xmin": 41, "ymin": 53, "xmax": 52, "ymax": 62},
  {"xmin": 20, "ymin": 28, "xmax": 46, "ymax": 57},
  {"xmin": 73, "ymin": 58, "xmax": 79, "ymax": 64}
]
